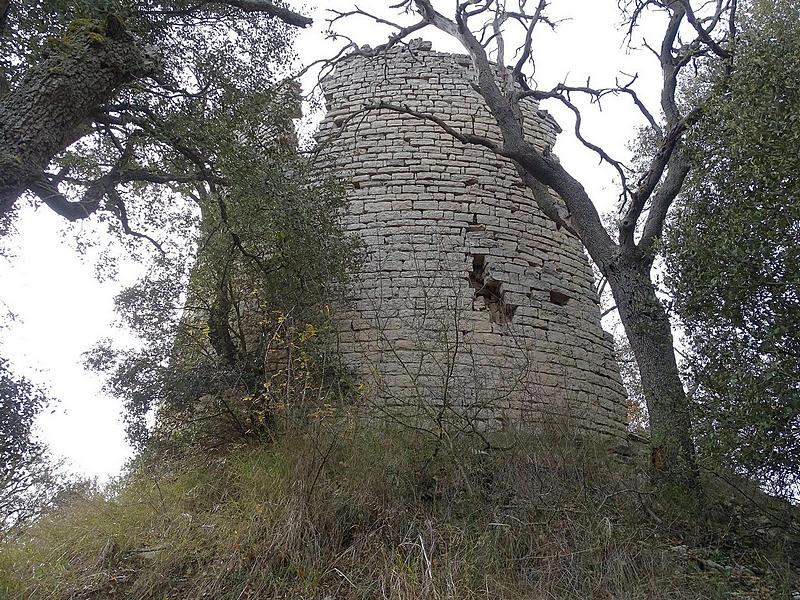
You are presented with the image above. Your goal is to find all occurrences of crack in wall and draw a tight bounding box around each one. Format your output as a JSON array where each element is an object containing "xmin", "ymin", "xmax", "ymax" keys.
[{"xmin": 468, "ymin": 254, "xmax": 517, "ymax": 325}]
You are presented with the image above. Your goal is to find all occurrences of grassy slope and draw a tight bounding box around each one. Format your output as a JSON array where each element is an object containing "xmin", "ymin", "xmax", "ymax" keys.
[{"xmin": 1, "ymin": 420, "xmax": 797, "ymax": 599}]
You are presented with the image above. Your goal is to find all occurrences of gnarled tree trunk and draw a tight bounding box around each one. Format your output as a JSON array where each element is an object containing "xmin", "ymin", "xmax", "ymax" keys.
[
  {"xmin": 606, "ymin": 248, "xmax": 696, "ymax": 485},
  {"xmin": 0, "ymin": 16, "xmax": 154, "ymax": 218}
]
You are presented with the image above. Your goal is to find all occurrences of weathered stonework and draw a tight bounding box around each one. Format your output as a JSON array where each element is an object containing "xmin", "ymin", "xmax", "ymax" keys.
[{"xmin": 317, "ymin": 41, "xmax": 628, "ymax": 436}]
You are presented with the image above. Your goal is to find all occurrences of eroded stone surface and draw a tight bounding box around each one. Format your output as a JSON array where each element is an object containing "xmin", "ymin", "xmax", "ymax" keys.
[{"xmin": 317, "ymin": 41, "xmax": 628, "ymax": 436}]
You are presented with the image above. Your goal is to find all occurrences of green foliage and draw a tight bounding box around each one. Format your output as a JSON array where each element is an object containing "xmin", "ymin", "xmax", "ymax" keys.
[
  {"xmin": 86, "ymin": 83, "xmax": 360, "ymax": 449},
  {"xmin": 1, "ymin": 0, "xmax": 300, "ymax": 265},
  {"xmin": 0, "ymin": 357, "xmax": 65, "ymax": 528},
  {"xmin": 4, "ymin": 0, "xmax": 350, "ymax": 450},
  {"xmin": 2, "ymin": 0, "xmax": 363, "ymax": 450},
  {"xmin": 3, "ymin": 417, "xmax": 793, "ymax": 599},
  {"xmin": 665, "ymin": 0, "xmax": 800, "ymax": 498},
  {"xmin": 1, "ymin": 0, "xmax": 295, "ymax": 84}
]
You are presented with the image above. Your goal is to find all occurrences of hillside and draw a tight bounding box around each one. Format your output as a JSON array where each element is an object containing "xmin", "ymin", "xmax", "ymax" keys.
[{"xmin": 2, "ymin": 415, "xmax": 797, "ymax": 599}]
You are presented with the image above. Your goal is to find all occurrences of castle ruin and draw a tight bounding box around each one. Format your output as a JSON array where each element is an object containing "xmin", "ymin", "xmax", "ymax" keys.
[{"xmin": 317, "ymin": 41, "xmax": 628, "ymax": 436}]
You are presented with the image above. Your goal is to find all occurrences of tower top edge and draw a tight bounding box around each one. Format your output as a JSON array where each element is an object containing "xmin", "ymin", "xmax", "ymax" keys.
[
  {"xmin": 322, "ymin": 38, "xmax": 473, "ymax": 81},
  {"xmin": 319, "ymin": 40, "xmax": 562, "ymax": 135}
]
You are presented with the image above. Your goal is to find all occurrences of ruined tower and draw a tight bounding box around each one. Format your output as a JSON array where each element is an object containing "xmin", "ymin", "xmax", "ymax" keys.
[{"xmin": 317, "ymin": 41, "xmax": 628, "ymax": 436}]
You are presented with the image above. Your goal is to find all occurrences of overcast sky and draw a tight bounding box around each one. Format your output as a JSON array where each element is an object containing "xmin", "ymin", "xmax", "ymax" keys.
[{"xmin": 0, "ymin": 0, "xmax": 666, "ymax": 481}]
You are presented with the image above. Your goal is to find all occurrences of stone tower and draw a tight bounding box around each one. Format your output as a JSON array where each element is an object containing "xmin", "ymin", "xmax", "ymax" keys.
[{"xmin": 316, "ymin": 41, "xmax": 628, "ymax": 436}]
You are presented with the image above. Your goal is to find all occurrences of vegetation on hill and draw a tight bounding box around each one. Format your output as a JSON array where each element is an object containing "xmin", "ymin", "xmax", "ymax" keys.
[{"xmin": 1, "ymin": 415, "xmax": 797, "ymax": 599}]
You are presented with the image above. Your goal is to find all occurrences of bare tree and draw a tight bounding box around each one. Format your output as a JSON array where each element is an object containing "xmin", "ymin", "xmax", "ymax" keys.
[{"xmin": 322, "ymin": 0, "xmax": 738, "ymax": 488}]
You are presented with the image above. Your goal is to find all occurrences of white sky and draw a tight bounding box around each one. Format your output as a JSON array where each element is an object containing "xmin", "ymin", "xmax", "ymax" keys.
[
  {"xmin": 0, "ymin": 0, "xmax": 668, "ymax": 481},
  {"xmin": 0, "ymin": 208, "xmax": 145, "ymax": 480}
]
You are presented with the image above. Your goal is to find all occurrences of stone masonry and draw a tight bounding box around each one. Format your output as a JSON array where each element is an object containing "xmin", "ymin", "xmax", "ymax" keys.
[{"xmin": 316, "ymin": 41, "xmax": 628, "ymax": 436}]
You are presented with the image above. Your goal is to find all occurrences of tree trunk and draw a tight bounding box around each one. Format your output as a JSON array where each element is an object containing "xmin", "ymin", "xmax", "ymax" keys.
[
  {"xmin": 0, "ymin": 0, "xmax": 9, "ymax": 35},
  {"xmin": 606, "ymin": 247, "xmax": 697, "ymax": 488},
  {"xmin": 0, "ymin": 16, "xmax": 154, "ymax": 219}
]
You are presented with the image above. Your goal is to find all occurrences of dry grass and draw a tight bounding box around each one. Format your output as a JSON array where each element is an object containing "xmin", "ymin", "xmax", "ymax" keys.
[{"xmin": 1, "ymin": 415, "xmax": 796, "ymax": 599}]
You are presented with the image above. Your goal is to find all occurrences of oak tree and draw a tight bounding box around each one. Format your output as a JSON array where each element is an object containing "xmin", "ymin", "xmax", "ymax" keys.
[
  {"xmin": 665, "ymin": 0, "xmax": 800, "ymax": 498},
  {"xmin": 0, "ymin": 0, "xmax": 311, "ymax": 242}
]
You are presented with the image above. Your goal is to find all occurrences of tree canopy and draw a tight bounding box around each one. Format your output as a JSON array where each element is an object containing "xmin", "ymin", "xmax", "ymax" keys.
[
  {"xmin": 0, "ymin": 0, "xmax": 364, "ymax": 452},
  {"xmin": 665, "ymin": 0, "xmax": 800, "ymax": 497},
  {"xmin": 89, "ymin": 140, "xmax": 360, "ymax": 450},
  {"xmin": 0, "ymin": 0, "xmax": 309, "ymax": 245},
  {"xmin": 0, "ymin": 357, "xmax": 64, "ymax": 527}
]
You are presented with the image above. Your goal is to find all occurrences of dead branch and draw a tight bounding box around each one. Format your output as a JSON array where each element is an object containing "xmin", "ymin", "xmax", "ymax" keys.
[
  {"xmin": 213, "ymin": 0, "xmax": 312, "ymax": 27},
  {"xmin": 322, "ymin": 0, "xmax": 736, "ymax": 254}
]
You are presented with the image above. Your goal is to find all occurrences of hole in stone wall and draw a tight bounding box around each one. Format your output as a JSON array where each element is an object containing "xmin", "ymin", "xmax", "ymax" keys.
[
  {"xmin": 467, "ymin": 213, "xmax": 485, "ymax": 232},
  {"xmin": 469, "ymin": 255, "xmax": 517, "ymax": 325},
  {"xmin": 549, "ymin": 289, "xmax": 571, "ymax": 306}
]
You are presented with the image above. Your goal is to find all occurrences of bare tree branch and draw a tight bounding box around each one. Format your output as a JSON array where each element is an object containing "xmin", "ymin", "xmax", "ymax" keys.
[
  {"xmin": 328, "ymin": 5, "xmax": 408, "ymax": 31},
  {"xmin": 638, "ymin": 153, "xmax": 690, "ymax": 252},
  {"xmin": 619, "ymin": 106, "xmax": 701, "ymax": 244},
  {"xmin": 361, "ymin": 101, "xmax": 507, "ymax": 154},
  {"xmin": 330, "ymin": 97, "xmax": 573, "ymax": 234},
  {"xmin": 410, "ymin": 0, "xmax": 616, "ymax": 264},
  {"xmin": 108, "ymin": 188, "xmax": 166, "ymax": 253},
  {"xmin": 511, "ymin": 0, "xmax": 548, "ymax": 83},
  {"xmin": 523, "ymin": 87, "xmax": 631, "ymax": 200},
  {"xmin": 679, "ymin": 0, "xmax": 731, "ymax": 59},
  {"xmin": 296, "ymin": 6, "xmax": 430, "ymax": 102},
  {"xmin": 601, "ymin": 304, "xmax": 618, "ymax": 318},
  {"xmin": 28, "ymin": 178, "xmax": 105, "ymax": 222},
  {"xmin": 213, "ymin": 0, "xmax": 313, "ymax": 27}
]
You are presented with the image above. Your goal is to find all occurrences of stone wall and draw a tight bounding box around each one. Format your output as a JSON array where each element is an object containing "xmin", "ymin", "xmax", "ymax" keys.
[{"xmin": 316, "ymin": 41, "xmax": 628, "ymax": 436}]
